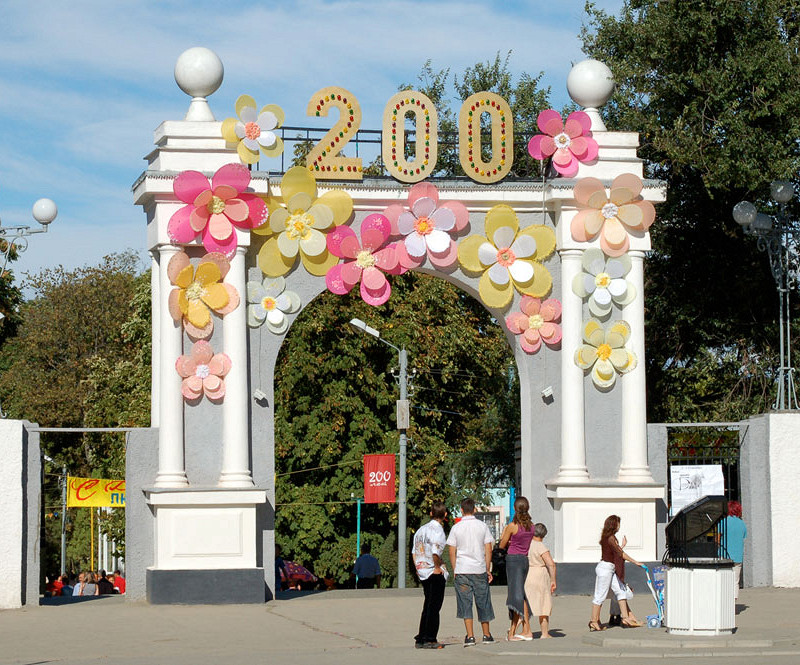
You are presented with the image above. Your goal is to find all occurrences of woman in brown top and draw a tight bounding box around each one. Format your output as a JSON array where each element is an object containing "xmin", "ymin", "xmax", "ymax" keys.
[{"xmin": 589, "ymin": 515, "xmax": 644, "ymax": 631}]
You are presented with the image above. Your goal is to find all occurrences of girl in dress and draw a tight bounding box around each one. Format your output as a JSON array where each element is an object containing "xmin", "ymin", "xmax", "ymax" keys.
[{"xmin": 524, "ymin": 523, "xmax": 557, "ymax": 638}]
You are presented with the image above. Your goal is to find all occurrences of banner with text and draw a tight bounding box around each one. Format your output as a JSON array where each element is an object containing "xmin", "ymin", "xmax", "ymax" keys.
[
  {"xmin": 364, "ymin": 454, "xmax": 396, "ymax": 504},
  {"xmin": 67, "ymin": 476, "xmax": 126, "ymax": 508}
]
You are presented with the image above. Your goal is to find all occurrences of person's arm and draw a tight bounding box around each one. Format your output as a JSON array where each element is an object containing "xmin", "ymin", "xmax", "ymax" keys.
[
  {"xmin": 542, "ymin": 550, "xmax": 557, "ymax": 593},
  {"xmin": 432, "ymin": 552, "xmax": 444, "ymax": 574},
  {"xmin": 611, "ymin": 536, "xmax": 643, "ymax": 567},
  {"xmin": 375, "ymin": 574, "xmax": 381, "ymax": 586},
  {"xmin": 484, "ymin": 542, "xmax": 494, "ymax": 583},
  {"xmin": 498, "ymin": 522, "xmax": 515, "ymax": 549},
  {"xmin": 448, "ymin": 545, "xmax": 457, "ymax": 573}
]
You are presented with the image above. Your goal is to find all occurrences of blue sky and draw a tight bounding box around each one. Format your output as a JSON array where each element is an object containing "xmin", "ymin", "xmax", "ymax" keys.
[{"xmin": 0, "ymin": 0, "xmax": 622, "ymax": 286}]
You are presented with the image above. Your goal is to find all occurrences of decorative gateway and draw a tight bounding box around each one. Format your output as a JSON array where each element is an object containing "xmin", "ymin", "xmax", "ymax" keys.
[{"xmin": 131, "ymin": 48, "xmax": 665, "ymax": 605}]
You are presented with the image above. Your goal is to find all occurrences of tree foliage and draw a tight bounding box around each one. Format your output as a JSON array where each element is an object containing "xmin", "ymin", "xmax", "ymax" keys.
[
  {"xmin": 582, "ymin": 0, "xmax": 800, "ymax": 421},
  {"xmin": 274, "ymin": 272, "xmax": 518, "ymax": 585}
]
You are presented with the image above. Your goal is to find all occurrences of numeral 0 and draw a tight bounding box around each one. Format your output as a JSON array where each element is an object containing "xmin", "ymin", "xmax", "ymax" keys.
[
  {"xmin": 458, "ymin": 92, "xmax": 514, "ymax": 184},
  {"xmin": 382, "ymin": 91, "xmax": 438, "ymax": 183},
  {"xmin": 306, "ymin": 86, "xmax": 363, "ymax": 179}
]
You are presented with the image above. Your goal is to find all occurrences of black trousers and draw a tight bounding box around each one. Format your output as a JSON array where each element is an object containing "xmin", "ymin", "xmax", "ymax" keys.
[
  {"xmin": 415, "ymin": 573, "xmax": 446, "ymax": 644},
  {"xmin": 356, "ymin": 577, "xmax": 377, "ymax": 589}
]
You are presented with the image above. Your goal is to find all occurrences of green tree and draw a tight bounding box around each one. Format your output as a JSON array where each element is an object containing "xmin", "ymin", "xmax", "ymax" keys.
[
  {"xmin": 274, "ymin": 272, "xmax": 519, "ymax": 585},
  {"xmin": 582, "ymin": 0, "xmax": 800, "ymax": 421}
]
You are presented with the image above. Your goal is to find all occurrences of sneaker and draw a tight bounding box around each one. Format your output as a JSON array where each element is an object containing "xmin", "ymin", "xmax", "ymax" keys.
[
  {"xmin": 464, "ymin": 636, "xmax": 476, "ymax": 647},
  {"xmin": 421, "ymin": 642, "xmax": 445, "ymax": 649},
  {"xmin": 482, "ymin": 634, "xmax": 495, "ymax": 644}
]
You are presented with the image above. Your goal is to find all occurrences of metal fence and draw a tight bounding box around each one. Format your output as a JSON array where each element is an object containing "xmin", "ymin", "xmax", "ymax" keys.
[{"xmin": 665, "ymin": 423, "xmax": 741, "ymax": 506}]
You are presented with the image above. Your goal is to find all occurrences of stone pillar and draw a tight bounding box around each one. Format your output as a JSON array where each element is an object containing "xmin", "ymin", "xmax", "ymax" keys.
[
  {"xmin": 557, "ymin": 248, "xmax": 589, "ymax": 481},
  {"xmin": 618, "ymin": 250, "xmax": 653, "ymax": 481},
  {"xmin": 155, "ymin": 244, "xmax": 188, "ymax": 487},
  {"xmin": 219, "ymin": 246, "xmax": 254, "ymax": 487}
]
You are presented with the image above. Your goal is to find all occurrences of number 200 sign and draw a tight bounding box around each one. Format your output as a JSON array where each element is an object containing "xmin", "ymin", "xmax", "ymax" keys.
[{"xmin": 306, "ymin": 86, "xmax": 513, "ymax": 185}]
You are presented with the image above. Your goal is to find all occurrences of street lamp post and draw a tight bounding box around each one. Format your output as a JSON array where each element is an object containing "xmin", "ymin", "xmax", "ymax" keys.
[
  {"xmin": 733, "ymin": 180, "xmax": 800, "ymax": 410},
  {"xmin": 349, "ymin": 318, "xmax": 409, "ymax": 588}
]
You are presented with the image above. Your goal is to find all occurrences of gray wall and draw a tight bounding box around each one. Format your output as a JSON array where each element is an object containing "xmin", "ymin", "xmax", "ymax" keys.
[
  {"xmin": 24, "ymin": 422, "xmax": 41, "ymax": 606},
  {"xmin": 646, "ymin": 424, "xmax": 669, "ymax": 559},
  {"xmin": 738, "ymin": 415, "xmax": 771, "ymax": 587},
  {"xmin": 125, "ymin": 428, "xmax": 158, "ymax": 601}
]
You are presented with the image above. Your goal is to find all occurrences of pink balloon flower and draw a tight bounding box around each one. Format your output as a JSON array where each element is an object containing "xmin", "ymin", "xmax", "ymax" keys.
[
  {"xmin": 168, "ymin": 163, "xmax": 268, "ymax": 257},
  {"xmin": 383, "ymin": 182, "xmax": 469, "ymax": 270},
  {"xmin": 527, "ymin": 110, "xmax": 598, "ymax": 178},
  {"xmin": 325, "ymin": 213, "xmax": 402, "ymax": 306},
  {"xmin": 505, "ymin": 296, "xmax": 563, "ymax": 354},
  {"xmin": 175, "ymin": 340, "xmax": 231, "ymax": 403}
]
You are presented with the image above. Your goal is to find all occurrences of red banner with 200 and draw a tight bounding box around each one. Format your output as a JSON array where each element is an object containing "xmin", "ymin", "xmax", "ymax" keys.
[{"xmin": 363, "ymin": 454, "xmax": 395, "ymax": 504}]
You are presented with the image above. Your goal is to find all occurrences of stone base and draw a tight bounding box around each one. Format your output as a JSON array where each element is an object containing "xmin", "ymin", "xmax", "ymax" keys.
[
  {"xmin": 146, "ymin": 568, "xmax": 266, "ymax": 604},
  {"xmin": 546, "ymin": 481, "xmax": 664, "ymax": 562}
]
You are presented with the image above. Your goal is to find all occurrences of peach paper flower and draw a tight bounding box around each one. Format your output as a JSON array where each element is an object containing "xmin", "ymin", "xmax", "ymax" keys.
[
  {"xmin": 571, "ymin": 174, "xmax": 655, "ymax": 257},
  {"xmin": 175, "ymin": 340, "xmax": 231, "ymax": 403},
  {"xmin": 528, "ymin": 110, "xmax": 598, "ymax": 177}
]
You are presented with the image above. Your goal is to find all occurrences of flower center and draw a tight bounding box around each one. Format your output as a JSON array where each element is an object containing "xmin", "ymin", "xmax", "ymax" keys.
[
  {"xmin": 528, "ymin": 314, "xmax": 544, "ymax": 329},
  {"xmin": 496, "ymin": 247, "xmax": 516, "ymax": 267},
  {"xmin": 261, "ymin": 296, "xmax": 277, "ymax": 311},
  {"xmin": 244, "ymin": 121, "xmax": 261, "ymax": 140},
  {"xmin": 554, "ymin": 132, "xmax": 571, "ymax": 149},
  {"xmin": 596, "ymin": 343, "xmax": 613, "ymax": 361},
  {"xmin": 207, "ymin": 195, "xmax": 226, "ymax": 215},
  {"xmin": 601, "ymin": 203, "xmax": 619, "ymax": 219},
  {"xmin": 195, "ymin": 364, "xmax": 210, "ymax": 379},
  {"xmin": 286, "ymin": 211, "xmax": 313, "ymax": 240},
  {"xmin": 595, "ymin": 272, "xmax": 611, "ymax": 288},
  {"xmin": 185, "ymin": 281, "xmax": 206, "ymax": 301},
  {"xmin": 414, "ymin": 216, "xmax": 434, "ymax": 235},
  {"xmin": 356, "ymin": 250, "xmax": 376, "ymax": 269}
]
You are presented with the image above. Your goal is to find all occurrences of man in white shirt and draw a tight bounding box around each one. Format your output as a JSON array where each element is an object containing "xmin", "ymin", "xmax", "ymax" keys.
[
  {"xmin": 446, "ymin": 497, "xmax": 495, "ymax": 647},
  {"xmin": 412, "ymin": 500, "xmax": 448, "ymax": 649}
]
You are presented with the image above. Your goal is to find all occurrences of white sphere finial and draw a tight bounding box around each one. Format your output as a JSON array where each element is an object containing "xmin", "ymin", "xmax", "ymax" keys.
[
  {"xmin": 174, "ymin": 47, "xmax": 224, "ymax": 121},
  {"xmin": 32, "ymin": 198, "xmax": 57, "ymax": 225},
  {"xmin": 567, "ymin": 59, "xmax": 615, "ymax": 131}
]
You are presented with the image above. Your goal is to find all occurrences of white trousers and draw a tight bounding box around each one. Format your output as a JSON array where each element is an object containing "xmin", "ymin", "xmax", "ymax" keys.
[{"xmin": 592, "ymin": 561, "xmax": 632, "ymax": 605}]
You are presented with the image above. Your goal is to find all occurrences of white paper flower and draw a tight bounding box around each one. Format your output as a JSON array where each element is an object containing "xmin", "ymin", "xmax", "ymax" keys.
[
  {"xmin": 572, "ymin": 248, "xmax": 636, "ymax": 318},
  {"xmin": 246, "ymin": 276, "xmax": 301, "ymax": 334},
  {"xmin": 574, "ymin": 319, "xmax": 637, "ymax": 389}
]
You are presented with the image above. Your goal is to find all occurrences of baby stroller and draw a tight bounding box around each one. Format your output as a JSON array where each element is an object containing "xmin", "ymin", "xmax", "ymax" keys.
[{"xmin": 642, "ymin": 564, "xmax": 666, "ymax": 628}]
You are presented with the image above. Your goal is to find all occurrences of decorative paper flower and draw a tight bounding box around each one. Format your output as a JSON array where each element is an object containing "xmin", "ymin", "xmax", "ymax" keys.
[
  {"xmin": 175, "ymin": 340, "xmax": 231, "ymax": 403},
  {"xmin": 167, "ymin": 251, "xmax": 239, "ymax": 340},
  {"xmin": 256, "ymin": 166, "xmax": 353, "ymax": 277},
  {"xmin": 325, "ymin": 213, "xmax": 401, "ymax": 306},
  {"xmin": 168, "ymin": 163, "xmax": 268, "ymax": 257},
  {"xmin": 382, "ymin": 182, "xmax": 469, "ymax": 270},
  {"xmin": 572, "ymin": 248, "xmax": 635, "ymax": 318},
  {"xmin": 571, "ymin": 174, "xmax": 656, "ymax": 257},
  {"xmin": 528, "ymin": 110, "xmax": 598, "ymax": 177},
  {"xmin": 221, "ymin": 94, "xmax": 285, "ymax": 165},
  {"xmin": 457, "ymin": 205, "xmax": 555, "ymax": 310},
  {"xmin": 246, "ymin": 276, "xmax": 301, "ymax": 334},
  {"xmin": 506, "ymin": 297, "xmax": 562, "ymax": 354},
  {"xmin": 574, "ymin": 319, "xmax": 637, "ymax": 389}
]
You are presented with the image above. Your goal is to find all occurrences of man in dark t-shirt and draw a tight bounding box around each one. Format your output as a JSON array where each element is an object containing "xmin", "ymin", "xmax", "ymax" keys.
[{"xmin": 97, "ymin": 570, "xmax": 115, "ymax": 595}]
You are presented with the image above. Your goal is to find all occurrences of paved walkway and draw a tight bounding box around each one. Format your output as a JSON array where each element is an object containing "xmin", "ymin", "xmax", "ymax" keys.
[{"xmin": 2, "ymin": 587, "xmax": 799, "ymax": 664}]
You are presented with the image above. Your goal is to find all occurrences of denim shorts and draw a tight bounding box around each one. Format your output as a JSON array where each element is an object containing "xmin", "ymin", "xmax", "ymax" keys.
[{"xmin": 454, "ymin": 573, "xmax": 495, "ymax": 622}]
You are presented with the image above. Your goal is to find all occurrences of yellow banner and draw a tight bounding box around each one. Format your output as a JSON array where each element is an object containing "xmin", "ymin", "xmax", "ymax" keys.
[{"xmin": 67, "ymin": 476, "xmax": 126, "ymax": 508}]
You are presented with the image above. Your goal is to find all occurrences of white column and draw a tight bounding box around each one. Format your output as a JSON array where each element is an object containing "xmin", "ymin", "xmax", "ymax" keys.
[
  {"xmin": 618, "ymin": 250, "xmax": 653, "ymax": 481},
  {"xmin": 150, "ymin": 252, "xmax": 160, "ymax": 428},
  {"xmin": 557, "ymin": 249, "xmax": 590, "ymax": 481},
  {"xmin": 219, "ymin": 246, "xmax": 254, "ymax": 487},
  {"xmin": 155, "ymin": 245, "xmax": 188, "ymax": 487}
]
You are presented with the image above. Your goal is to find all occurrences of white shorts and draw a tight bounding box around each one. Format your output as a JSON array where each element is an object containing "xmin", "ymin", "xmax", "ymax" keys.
[{"xmin": 592, "ymin": 561, "xmax": 632, "ymax": 605}]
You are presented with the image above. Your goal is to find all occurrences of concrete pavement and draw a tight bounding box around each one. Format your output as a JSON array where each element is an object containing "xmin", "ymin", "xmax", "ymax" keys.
[{"xmin": 1, "ymin": 587, "xmax": 799, "ymax": 664}]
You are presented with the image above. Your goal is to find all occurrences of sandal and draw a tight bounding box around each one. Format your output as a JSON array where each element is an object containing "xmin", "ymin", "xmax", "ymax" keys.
[
  {"xmin": 621, "ymin": 618, "xmax": 644, "ymax": 628},
  {"xmin": 588, "ymin": 621, "xmax": 606, "ymax": 632}
]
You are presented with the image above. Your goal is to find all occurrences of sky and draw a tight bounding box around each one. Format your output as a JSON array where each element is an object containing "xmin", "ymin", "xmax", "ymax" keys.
[{"xmin": 0, "ymin": 0, "xmax": 623, "ymax": 287}]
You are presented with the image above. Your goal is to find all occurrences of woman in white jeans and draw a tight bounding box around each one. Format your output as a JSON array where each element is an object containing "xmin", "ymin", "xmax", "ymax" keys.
[{"xmin": 589, "ymin": 515, "xmax": 644, "ymax": 631}]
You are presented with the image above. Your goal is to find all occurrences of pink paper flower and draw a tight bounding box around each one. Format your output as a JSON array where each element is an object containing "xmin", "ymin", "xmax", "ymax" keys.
[
  {"xmin": 325, "ymin": 213, "xmax": 401, "ymax": 306},
  {"xmin": 383, "ymin": 182, "xmax": 469, "ymax": 270},
  {"xmin": 175, "ymin": 340, "xmax": 231, "ymax": 403},
  {"xmin": 571, "ymin": 174, "xmax": 656, "ymax": 257},
  {"xmin": 168, "ymin": 163, "xmax": 268, "ymax": 257},
  {"xmin": 527, "ymin": 110, "xmax": 598, "ymax": 178},
  {"xmin": 505, "ymin": 297, "xmax": 562, "ymax": 354}
]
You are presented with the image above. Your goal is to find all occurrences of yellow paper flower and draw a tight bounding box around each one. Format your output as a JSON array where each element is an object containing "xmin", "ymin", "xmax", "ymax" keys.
[
  {"xmin": 457, "ymin": 204, "xmax": 555, "ymax": 309},
  {"xmin": 167, "ymin": 251, "xmax": 239, "ymax": 340},
  {"xmin": 221, "ymin": 94, "xmax": 285, "ymax": 165},
  {"xmin": 255, "ymin": 166, "xmax": 353, "ymax": 277},
  {"xmin": 574, "ymin": 319, "xmax": 637, "ymax": 389}
]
